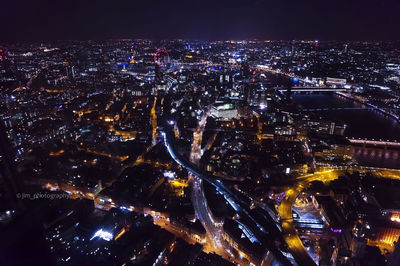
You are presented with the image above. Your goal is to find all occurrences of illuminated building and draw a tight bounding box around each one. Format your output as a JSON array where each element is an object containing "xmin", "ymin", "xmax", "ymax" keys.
[
  {"xmin": 350, "ymin": 221, "xmax": 367, "ymax": 258},
  {"xmin": 210, "ymin": 102, "xmax": 238, "ymax": 121},
  {"xmin": 367, "ymin": 228, "xmax": 400, "ymax": 254},
  {"xmin": 90, "ymin": 228, "xmax": 114, "ymax": 241},
  {"xmin": 326, "ymin": 77, "xmax": 347, "ymax": 86},
  {"xmin": 314, "ymin": 145, "xmax": 353, "ymax": 161}
]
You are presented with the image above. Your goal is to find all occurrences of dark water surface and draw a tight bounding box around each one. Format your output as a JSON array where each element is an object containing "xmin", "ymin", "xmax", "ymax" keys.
[
  {"xmin": 292, "ymin": 93, "xmax": 400, "ymax": 169},
  {"xmin": 292, "ymin": 93, "xmax": 400, "ymax": 141}
]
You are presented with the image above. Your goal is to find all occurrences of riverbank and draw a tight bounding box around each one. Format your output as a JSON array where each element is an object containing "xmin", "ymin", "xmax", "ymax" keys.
[
  {"xmin": 335, "ymin": 92, "xmax": 400, "ymax": 123},
  {"xmin": 293, "ymin": 93, "xmax": 400, "ymax": 169},
  {"xmin": 293, "ymin": 93, "xmax": 400, "ymax": 141}
]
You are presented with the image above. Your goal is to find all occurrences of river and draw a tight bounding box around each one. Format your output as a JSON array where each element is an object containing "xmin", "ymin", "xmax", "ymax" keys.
[{"xmin": 292, "ymin": 93, "xmax": 400, "ymax": 169}]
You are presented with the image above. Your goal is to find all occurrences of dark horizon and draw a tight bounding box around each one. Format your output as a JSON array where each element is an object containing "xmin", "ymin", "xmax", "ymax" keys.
[{"xmin": 1, "ymin": 0, "xmax": 399, "ymax": 42}]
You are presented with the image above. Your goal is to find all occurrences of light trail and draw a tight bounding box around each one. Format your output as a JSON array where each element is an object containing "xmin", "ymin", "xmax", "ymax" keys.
[
  {"xmin": 188, "ymin": 112, "xmax": 225, "ymax": 250},
  {"xmin": 162, "ymin": 128, "xmax": 292, "ymax": 265},
  {"xmin": 150, "ymin": 96, "xmax": 158, "ymax": 146}
]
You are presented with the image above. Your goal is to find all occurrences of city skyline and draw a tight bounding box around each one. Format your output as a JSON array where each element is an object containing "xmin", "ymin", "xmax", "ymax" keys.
[
  {"xmin": 1, "ymin": 1, "xmax": 400, "ymax": 265},
  {"xmin": 1, "ymin": 39, "xmax": 400, "ymax": 265}
]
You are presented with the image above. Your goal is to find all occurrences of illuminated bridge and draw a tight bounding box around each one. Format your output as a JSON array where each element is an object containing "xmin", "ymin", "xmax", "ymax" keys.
[
  {"xmin": 302, "ymin": 107, "xmax": 373, "ymax": 111},
  {"xmin": 276, "ymin": 86, "xmax": 350, "ymax": 92},
  {"xmin": 348, "ymin": 138, "xmax": 400, "ymax": 148}
]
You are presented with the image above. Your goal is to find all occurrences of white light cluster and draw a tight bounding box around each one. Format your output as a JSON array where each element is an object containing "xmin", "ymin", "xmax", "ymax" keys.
[
  {"xmin": 391, "ymin": 216, "xmax": 400, "ymax": 223},
  {"xmin": 90, "ymin": 229, "xmax": 113, "ymax": 241},
  {"xmin": 163, "ymin": 171, "xmax": 176, "ymax": 179}
]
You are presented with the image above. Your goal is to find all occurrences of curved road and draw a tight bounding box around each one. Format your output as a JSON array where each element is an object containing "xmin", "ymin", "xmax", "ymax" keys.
[
  {"xmin": 162, "ymin": 126, "xmax": 292, "ymax": 265},
  {"xmin": 278, "ymin": 167, "xmax": 400, "ymax": 266},
  {"xmin": 188, "ymin": 113, "xmax": 225, "ymax": 251}
]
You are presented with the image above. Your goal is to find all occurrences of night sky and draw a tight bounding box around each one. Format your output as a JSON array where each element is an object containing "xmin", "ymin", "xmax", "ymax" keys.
[{"xmin": 1, "ymin": 0, "xmax": 399, "ymax": 41}]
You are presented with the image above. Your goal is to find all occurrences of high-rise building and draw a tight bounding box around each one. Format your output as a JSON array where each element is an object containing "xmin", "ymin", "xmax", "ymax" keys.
[
  {"xmin": 351, "ymin": 221, "xmax": 367, "ymax": 258},
  {"xmin": 155, "ymin": 63, "xmax": 162, "ymax": 82}
]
